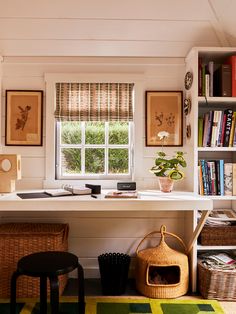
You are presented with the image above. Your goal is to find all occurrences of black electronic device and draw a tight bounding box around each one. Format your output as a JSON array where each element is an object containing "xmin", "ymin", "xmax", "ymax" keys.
[
  {"xmin": 117, "ymin": 182, "xmax": 136, "ymax": 191},
  {"xmin": 85, "ymin": 184, "xmax": 101, "ymax": 194}
]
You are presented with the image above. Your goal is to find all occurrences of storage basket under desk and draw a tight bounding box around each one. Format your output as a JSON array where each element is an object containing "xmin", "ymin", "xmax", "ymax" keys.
[
  {"xmin": 198, "ymin": 225, "xmax": 236, "ymax": 245},
  {"xmin": 198, "ymin": 261, "xmax": 236, "ymax": 301},
  {"xmin": 0, "ymin": 223, "xmax": 69, "ymax": 298}
]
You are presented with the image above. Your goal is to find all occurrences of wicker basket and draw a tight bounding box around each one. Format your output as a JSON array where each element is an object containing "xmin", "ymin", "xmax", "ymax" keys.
[
  {"xmin": 135, "ymin": 225, "xmax": 189, "ymax": 298},
  {"xmin": 0, "ymin": 223, "xmax": 69, "ymax": 298},
  {"xmin": 198, "ymin": 260, "xmax": 236, "ymax": 300},
  {"xmin": 198, "ymin": 225, "xmax": 236, "ymax": 245}
]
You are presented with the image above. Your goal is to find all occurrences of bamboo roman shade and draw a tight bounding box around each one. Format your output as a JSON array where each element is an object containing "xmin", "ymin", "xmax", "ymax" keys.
[{"xmin": 55, "ymin": 83, "xmax": 134, "ymax": 121}]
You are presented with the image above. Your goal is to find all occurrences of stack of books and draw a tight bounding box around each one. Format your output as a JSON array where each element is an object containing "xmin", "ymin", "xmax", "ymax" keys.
[
  {"xmin": 198, "ymin": 109, "xmax": 236, "ymax": 147},
  {"xmin": 198, "ymin": 56, "xmax": 236, "ymax": 97},
  {"xmin": 198, "ymin": 160, "xmax": 236, "ymax": 196}
]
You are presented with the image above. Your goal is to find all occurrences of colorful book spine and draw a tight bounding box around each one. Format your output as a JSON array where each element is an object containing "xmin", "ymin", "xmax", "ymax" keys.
[
  {"xmin": 227, "ymin": 55, "xmax": 236, "ymax": 96},
  {"xmin": 229, "ymin": 112, "xmax": 236, "ymax": 147},
  {"xmin": 208, "ymin": 61, "xmax": 214, "ymax": 97},
  {"xmin": 202, "ymin": 112, "xmax": 209, "ymax": 147},
  {"xmin": 198, "ymin": 117, "xmax": 203, "ymax": 147},
  {"xmin": 215, "ymin": 160, "xmax": 221, "ymax": 195},
  {"xmin": 198, "ymin": 165, "xmax": 204, "ymax": 195},
  {"xmin": 200, "ymin": 160, "xmax": 208, "ymax": 195},
  {"xmin": 223, "ymin": 109, "xmax": 233, "ymax": 147},
  {"xmin": 198, "ymin": 57, "xmax": 203, "ymax": 96},
  {"xmin": 224, "ymin": 163, "xmax": 233, "ymax": 196},
  {"xmin": 217, "ymin": 110, "xmax": 224, "ymax": 147},
  {"xmin": 206, "ymin": 111, "xmax": 213, "ymax": 147},
  {"xmin": 220, "ymin": 113, "xmax": 227, "ymax": 147},
  {"xmin": 219, "ymin": 159, "xmax": 225, "ymax": 196}
]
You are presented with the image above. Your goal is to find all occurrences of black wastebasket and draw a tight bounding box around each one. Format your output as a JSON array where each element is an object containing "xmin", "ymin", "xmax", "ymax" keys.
[{"xmin": 98, "ymin": 252, "xmax": 130, "ymax": 295}]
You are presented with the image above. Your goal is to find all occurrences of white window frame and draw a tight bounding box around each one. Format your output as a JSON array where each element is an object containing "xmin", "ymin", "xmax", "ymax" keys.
[
  {"xmin": 56, "ymin": 121, "xmax": 133, "ymax": 180},
  {"xmin": 44, "ymin": 73, "xmax": 143, "ymax": 189}
]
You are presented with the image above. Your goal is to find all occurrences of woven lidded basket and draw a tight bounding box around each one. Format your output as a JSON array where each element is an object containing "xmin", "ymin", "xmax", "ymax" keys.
[
  {"xmin": 0, "ymin": 223, "xmax": 69, "ymax": 298},
  {"xmin": 198, "ymin": 225, "xmax": 236, "ymax": 245},
  {"xmin": 135, "ymin": 225, "xmax": 189, "ymax": 298},
  {"xmin": 198, "ymin": 260, "xmax": 236, "ymax": 300}
]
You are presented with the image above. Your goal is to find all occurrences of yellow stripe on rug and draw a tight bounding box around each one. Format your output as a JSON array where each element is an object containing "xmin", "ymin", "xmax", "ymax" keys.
[{"xmin": 0, "ymin": 296, "xmax": 225, "ymax": 314}]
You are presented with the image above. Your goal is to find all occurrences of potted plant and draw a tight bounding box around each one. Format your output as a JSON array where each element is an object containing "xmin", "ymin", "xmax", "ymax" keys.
[{"xmin": 150, "ymin": 131, "xmax": 187, "ymax": 192}]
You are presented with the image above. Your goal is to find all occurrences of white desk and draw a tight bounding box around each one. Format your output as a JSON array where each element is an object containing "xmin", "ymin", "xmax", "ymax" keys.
[{"xmin": 0, "ymin": 190, "xmax": 213, "ymax": 291}]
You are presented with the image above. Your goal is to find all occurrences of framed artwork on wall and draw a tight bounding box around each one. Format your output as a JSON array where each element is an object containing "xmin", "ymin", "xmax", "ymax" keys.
[
  {"xmin": 5, "ymin": 90, "xmax": 43, "ymax": 146},
  {"xmin": 145, "ymin": 91, "xmax": 183, "ymax": 146}
]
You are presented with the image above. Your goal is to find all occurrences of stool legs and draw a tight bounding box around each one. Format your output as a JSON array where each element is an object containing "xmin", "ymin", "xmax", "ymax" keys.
[
  {"xmin": 40, "ymin": 276, "xmax": 47, "ymax": 314},
  {"xmin": 49, "ymin": 276, "xmax": 59, "ymax": 314},
  {"xmin": 10, "ymin": 271, "xmax": 20, "ymax": 314},
  {"xmin": 77, "ymin": 262, "xmax": 85, "ymax": 314}
]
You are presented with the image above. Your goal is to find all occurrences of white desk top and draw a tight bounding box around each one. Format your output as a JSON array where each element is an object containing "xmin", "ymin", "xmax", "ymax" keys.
[{"xmin": 0, "ymin": 190, "xmax": 213, "ymax": 212}]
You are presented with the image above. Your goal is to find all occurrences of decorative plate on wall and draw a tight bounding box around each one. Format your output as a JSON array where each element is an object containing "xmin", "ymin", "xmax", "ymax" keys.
[
  {"xmin": 184, "ymin": 71, "xmax": 193, "ymax": 90},
  {"xmin": 184, "ymin": 98, "xmax": 191, "ymax": 115}
]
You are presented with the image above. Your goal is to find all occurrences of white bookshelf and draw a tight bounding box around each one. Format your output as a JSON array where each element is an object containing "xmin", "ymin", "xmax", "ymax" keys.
[
  {"xmin": 185, "ymin": 47, "xmax": 236, "ymax": 291},
  {"xmin": 197, "ymin": 244, "xmax": 236, "ymax": 251}
]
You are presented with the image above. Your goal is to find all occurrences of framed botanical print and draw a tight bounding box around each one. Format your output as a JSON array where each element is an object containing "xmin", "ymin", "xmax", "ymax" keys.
[
  {"xmin": 5, "ymin": 90, "xmax": 43, "ymax": 146},
  {"xmin": 145, "ymin": 91, "xmax": 183, "ymax": 146}
]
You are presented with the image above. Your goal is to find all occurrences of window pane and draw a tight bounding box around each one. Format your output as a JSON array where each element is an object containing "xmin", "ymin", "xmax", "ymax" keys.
[
  {"xmin": 61, "ymin": 122, "xmax": 81, "ymax": 144},
  {"xmin": 109, "ymin": 122, "xmax": 129, "ymax": 144},
  {"xmin": 85, "ymin": 148, "xmax": 105, "ymax": 173},
  {"xmin": 85, "ymin": 122, "xmax": 105, "ymax": 144},
  {"xmin": 61, "ymin": 148, "xmax": 81, "ymax": 174},
  {"xmin": 108, "ymin": 148, "xmax": 129, "ymax": 174}
]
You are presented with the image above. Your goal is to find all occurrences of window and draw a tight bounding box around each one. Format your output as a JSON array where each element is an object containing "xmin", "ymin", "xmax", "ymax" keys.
[
  {"xmin": 54, "ymin": 82, "xmax": 134, "ymax": 180},
  {"xmin": 56, "ymin": 121, "xmax": 133, "ymax": 179}
]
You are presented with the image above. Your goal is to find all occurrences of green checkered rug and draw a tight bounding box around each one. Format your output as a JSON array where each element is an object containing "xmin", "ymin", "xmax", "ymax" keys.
[{"xmin": 0, "ymin": 296, "xmax": 225, "ymax": 314}]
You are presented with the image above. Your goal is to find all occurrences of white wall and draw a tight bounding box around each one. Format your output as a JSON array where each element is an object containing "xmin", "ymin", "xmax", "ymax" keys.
[{"xmin": 0, "ymin": 56, "xmax": 193, "ymax": 277}]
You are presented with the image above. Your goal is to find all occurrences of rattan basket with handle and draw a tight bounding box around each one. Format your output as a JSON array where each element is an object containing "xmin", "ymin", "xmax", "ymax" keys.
[{"xmin": 135, "ymin": 225, "xmax": 189, "ymax": 298}]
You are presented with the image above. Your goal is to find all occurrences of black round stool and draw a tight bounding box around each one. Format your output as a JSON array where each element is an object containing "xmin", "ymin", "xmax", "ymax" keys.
[{"xmin": 10, "ymin": 251, "xmax": 85, "ymax": 314}]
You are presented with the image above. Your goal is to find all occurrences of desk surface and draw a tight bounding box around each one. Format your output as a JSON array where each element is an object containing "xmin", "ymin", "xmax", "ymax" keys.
[{"xmin": 0, "ymin": 190, "xmax": 213, "ymax": 212}]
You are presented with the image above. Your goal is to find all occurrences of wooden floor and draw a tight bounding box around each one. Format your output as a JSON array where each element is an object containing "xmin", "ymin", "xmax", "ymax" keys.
[{"xmin": 64, "ymin": 279, "xmax": 236, "ymax": 314}]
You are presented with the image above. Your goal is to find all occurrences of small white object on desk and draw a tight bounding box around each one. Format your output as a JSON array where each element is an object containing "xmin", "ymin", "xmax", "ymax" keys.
[{"xmin": 45, "ymin": 185, "xmax": 92, "ymax": 197}]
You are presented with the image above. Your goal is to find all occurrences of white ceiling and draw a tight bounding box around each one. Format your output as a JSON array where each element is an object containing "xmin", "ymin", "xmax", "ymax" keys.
[{"xmin": 0, "ymin": 0, "xmax": 235, "ymax": 57}]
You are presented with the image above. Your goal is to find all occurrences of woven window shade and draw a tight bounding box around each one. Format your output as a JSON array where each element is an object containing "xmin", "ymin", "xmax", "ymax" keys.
[{"xmin": 55, "ymin": 83, "xmax": 134, "ymax": 121}]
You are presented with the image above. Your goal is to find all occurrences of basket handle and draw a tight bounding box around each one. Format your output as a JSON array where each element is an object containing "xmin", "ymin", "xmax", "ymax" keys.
[{"xmin": 136, "ymin": 225, "xmax": 187, "ymax": 254}]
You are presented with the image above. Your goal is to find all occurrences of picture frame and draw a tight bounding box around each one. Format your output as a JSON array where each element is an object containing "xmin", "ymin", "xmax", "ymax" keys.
[
  {"xmin": 5, "ymin": 90, "xmax": 43, "ymax": 146},
  {"xmin": 145, "ymin": 91, "xmax": 183, "ymax": 146}
]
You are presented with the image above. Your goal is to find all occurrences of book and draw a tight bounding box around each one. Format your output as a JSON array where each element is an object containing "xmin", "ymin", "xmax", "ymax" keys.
[
  {"xmin": 198, "ymin": 57, "xmax": 203, "ymax": 96},
  {"xmin": 217, "ymin": 110, "xmax": 224, "ymax": 146},
  {"xmin": 223, "ymin": 109, "xmax": 233, "ymax": 147},
  {"xmin": 226, "ymin": 55, "xmax": 236, "ymax": 96},
  {"xmin": 198, "ymin": 165, "xmax": 204, "ymax": 195},
  {"xmin": 229, "ymin": 111, "xmax": 236, "ymax": 146},
  {"xmin": 215, "ymin": 160, "xmax": 221, "ymax": 195},
  {"xmin": 206, "ymin": 111, "xmax": 214, "ymax": 147},
  {"xmin": 198, "ymin": 116, "xmax": 203, "ymax": 147},
  {"xmin": 63, "ymin": 185, "xmax": 92, "ymax": 195},
  {"xmin": 219, "ymin": 159, "xmax": 225, "ymax": 196},
  {"xmin": 208, "ymin": 61, "xmax": 214, "ymax": 97},
  {"xmin": 45, "ymin": 186, "xmax": 92, "ymax": 197},
  {"xmin": 224, "ymin": 163, "xmax": 233, "ymax": 196},
  {"xmin": 213, "ymin": 64, "xmax": 232, "ymax": 97},
  {"xmin": 208, "ymin": 161, "xmax": 217, "ymax": 195},
  {"xmin": 220, "ymin": 113, "xmax": 227, "ymax": 146},
  {"xmin": 202, "ymin": 112, "xmax": 209, "ymax": 147},
  {"xmin": 205, "ymin": 73, "xmax": 210, "ymax": 97},
  {"xmin": 105, "ymin": 191, "xmax": 138, "ymax": 199},
  {"xmin": 45, "ymin": 189, "xmax": 73, "ymax": 197}
]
